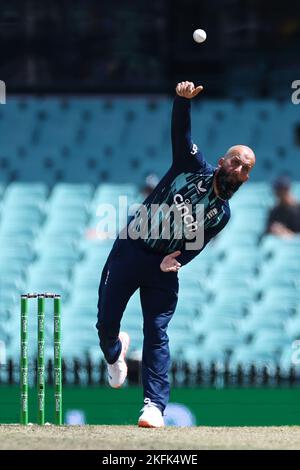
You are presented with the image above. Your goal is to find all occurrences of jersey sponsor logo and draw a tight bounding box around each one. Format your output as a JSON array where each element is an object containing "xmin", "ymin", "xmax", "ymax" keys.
[
  {"xmin": 190, "ymin": 143, "xmax": 198, "ymax": 155},
  {"xmin": 173, "ymin": 193, "xmax": 198, "ymax": 232},
  {"xmin": 207, "ymin": 208, "xmax": 218, "ymax": 219},
  {"xmin": 196, "ymin": 180, "xmax": 207, "ymax": 194}
]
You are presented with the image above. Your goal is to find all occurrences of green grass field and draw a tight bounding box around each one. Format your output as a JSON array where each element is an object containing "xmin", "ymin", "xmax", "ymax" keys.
[{"xmin": 1, "ymin": 425, "xmax": 300, "ymax": 450}]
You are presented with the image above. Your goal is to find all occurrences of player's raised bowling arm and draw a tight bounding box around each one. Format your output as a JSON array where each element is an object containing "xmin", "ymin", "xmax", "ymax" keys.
[{"xmin": 171, "ymin": 82, "xmax": 203, "ymax": 168}]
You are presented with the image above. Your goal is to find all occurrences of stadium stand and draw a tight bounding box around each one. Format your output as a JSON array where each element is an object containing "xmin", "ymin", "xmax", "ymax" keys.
[{"xmin": 0, "ymin": 96, "xmax": 299, "ymax": 379}]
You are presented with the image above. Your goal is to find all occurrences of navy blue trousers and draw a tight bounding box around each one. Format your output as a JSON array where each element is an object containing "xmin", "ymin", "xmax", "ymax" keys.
[{"xmin": 96, "ymin": 237, "xmax": 179, "ymax": 413}]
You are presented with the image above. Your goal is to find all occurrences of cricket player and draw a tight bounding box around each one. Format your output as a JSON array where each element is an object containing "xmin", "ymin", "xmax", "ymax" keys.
[{"xmin": 96, "ymin": 81, "xmax": 256, "ymax": 427}]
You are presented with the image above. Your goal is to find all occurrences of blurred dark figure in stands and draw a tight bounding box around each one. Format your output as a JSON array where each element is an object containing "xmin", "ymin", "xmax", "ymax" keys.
[
  {"xmin": 265, "ymin": 176, "xmax": 300, "ymax": 238},
  {"xmin": 141, "ymin": 173, "xmax": 159, "ymax": 198}
]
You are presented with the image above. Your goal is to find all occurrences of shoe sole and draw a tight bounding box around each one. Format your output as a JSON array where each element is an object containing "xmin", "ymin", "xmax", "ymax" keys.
[
  {"xmin": 109, "ymin": 332, "xmax": 130, "ymax": 388},
  {"xmin": 138, "ymin": 420, "xmax": 164, "ymax": 428},
  {"xmin": 110, "ymin": 363, "xmax": 128, "ymax": 389}
]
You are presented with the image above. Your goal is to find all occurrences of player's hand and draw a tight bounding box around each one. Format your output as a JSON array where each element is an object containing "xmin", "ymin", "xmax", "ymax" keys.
[
  {"xmin": 160, "ymin": 251, "xmax": 182, "ymax": 273},
  {"xmin": 176, "ymin": 81, "xmax": 203, "ymax": 99}
]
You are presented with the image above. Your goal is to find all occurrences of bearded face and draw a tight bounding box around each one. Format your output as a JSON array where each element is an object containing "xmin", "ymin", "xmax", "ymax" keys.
[
  {"xmin": 214, "ymin": 166, "xmax": 243, "ymax": 200},
  {"xmin": 214, "ymin": 147, "xmax": 255, "ymax": 200}
]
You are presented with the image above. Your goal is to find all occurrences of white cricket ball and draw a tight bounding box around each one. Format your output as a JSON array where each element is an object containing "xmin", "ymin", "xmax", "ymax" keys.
[{"xmin": 193, "ymin": 29, "xmax": 207, "ymax": 43}]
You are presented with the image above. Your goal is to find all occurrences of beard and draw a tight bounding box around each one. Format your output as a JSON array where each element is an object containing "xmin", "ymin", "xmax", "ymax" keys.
[{"xmin": 215, "ymin": 167, "xmax": 243, "ymax": 200}]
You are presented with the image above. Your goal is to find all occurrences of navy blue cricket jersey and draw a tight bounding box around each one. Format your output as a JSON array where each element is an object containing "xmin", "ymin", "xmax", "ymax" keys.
[{"xmin": 128, "ymin": 95, "xmax": 231, "ymax": 266}]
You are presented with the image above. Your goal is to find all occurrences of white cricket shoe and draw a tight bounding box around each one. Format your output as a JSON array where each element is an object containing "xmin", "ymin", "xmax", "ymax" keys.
[
  {"xmin": 107, "ymin": 332, "xmax": 130, "ymax": 388},
  {"xmin": 138, "ymin": 398, "xmax": 164, "ymax": 428}
]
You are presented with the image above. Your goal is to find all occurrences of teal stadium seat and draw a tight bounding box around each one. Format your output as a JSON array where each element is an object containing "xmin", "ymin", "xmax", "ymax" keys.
[
  {"xmin": 261, "ymin": 235, "xmax": 300, "ymax": 257},
  {"xmin": 4, "ymin": 182, "xmax": 48, "ymax": 199},
  {"xmin": 203, "ymin": 330, "xmax": 244, "ymax": 353},
  {"xmin": 256, "ymin": 269, "xmax": 300, "ymax": 291},
  {"xmin": 180, "ymin": 343, "xmax": 227, "ymax": 368},
  {"xmin": 1, "ymin": 99, "xmax": 300, "ymax": 365},
  {"xmin": 210, "ymin": 288, "xmax": 255, "ymax": 307},
  {"xmin": 279, "ymin": 345, "xmax": 300, "ymax": 377},
  {"xmin": 239, "ymin": 313, "xmax": 285, "ymax": 338},
  {"xmin": 191, "ymin": 309, "xmax": 238, "ymax": 335},
  {"xmin": 229, "ymin": 346, "xmax": 277, "ymax": 373},
  {"xmin": 261, "ymin": 287, "xmax": 300, "ymax": 306},
  {"xmin": 205, "ymin": 274, "xmax": 254, "ymax": 292},
  {"xmin": 285, "ymin": 314, "xmax": 300, "ymax": 340},
  {"xmin": 250, "ymin": 330, "xmax": 291, "ymax": 356}
]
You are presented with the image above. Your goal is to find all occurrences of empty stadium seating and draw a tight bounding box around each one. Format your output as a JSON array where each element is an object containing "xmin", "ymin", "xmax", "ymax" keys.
[
  {"xmin": 0, "ymin": 95, "xmax": 299, "ymax": 374},
  {"xmin": 1, "ymin": 96, "xmax": 299, "ymax": 185}
]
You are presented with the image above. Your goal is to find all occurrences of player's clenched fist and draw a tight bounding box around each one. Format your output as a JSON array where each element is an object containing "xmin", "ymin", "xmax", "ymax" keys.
[{"xmin": 176, "ymin": 81, "xmax": 203, "ymax": 99}]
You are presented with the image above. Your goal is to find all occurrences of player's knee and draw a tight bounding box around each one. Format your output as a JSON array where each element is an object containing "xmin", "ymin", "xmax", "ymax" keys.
[{"xmin": 143, "ymin": 325, "xmax": 169, "ymax": 344}]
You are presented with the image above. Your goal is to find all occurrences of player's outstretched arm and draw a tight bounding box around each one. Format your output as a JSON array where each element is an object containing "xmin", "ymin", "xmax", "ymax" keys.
[
  {"xmin": 176, "ymin": 81, "xmax": 203, "ymax": 99},
  {"xmin": 171, "ymin": 81, "xmax": 204, "ymax": 168}
]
